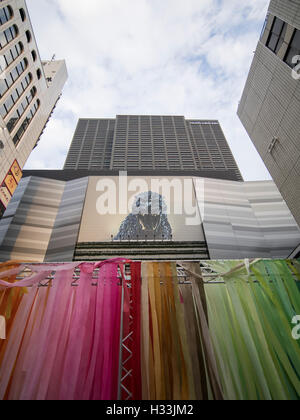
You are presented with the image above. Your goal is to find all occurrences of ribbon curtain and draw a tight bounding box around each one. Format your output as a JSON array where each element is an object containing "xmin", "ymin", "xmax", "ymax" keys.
[
  {"xmin": 141, "ymin": 262, "xmax": 223, "ymax": 400},
  {"xmin": 0, "ymin": 259, "xmax": 128, "ymax": 400},
  {"xmin": 0, "ymin": 259, "xmax": 300, "ymax": 400},
  {"xmin": 204, "ymin": 259, "xmax": 300, "ymax": 400}
]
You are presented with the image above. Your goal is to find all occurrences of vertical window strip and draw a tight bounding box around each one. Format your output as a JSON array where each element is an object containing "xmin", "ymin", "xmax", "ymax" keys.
[
  {"xmin": 13, "ymin": 99, "xmax": 40, "ymax": 146},
  {"xmin": 0, "ymin": 6, "xmax": 13, "ymax": 27},
  {"xmin": 0, "ymin": 57, "xmax": 29, "ymax": 106}
]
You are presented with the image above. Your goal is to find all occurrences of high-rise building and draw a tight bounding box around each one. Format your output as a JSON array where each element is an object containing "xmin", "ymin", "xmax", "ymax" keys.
[
  {"xmin": 0, "ymin": 0, "xmax": 68, "ymax": 217},
  {"xmin": 64, "ymin": 116, "xmax": 243, "ymax": 181},
  {"xmin": 238, "ymin": 0, "xmax": 300, "ymax": 227}
]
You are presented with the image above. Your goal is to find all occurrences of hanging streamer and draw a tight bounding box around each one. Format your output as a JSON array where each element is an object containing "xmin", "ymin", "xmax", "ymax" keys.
[
  {"xmin": 0, "ymin": 259, "xmax": 299, "ymax": 400},
  {"xmin": 0, "ymin": 259, "xmax": 129, "ymax": 400},
  {"xmin": 204, "ymin": 259, "xmax": 300, "ymax": 400}
]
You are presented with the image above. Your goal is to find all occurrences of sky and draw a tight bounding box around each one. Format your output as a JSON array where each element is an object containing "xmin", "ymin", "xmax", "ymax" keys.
[{"xmin": 25, "ymin": 0, "xmax": 271, "ymax": 181}]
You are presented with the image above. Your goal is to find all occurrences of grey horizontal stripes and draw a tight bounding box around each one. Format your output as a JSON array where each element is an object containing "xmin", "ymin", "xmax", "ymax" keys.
[
  {"xmin": 5, "ymin": 222, "xmax": 56, "ymax": 230},
  {"xmin": 195, "ymin": 178, "xmax": 300, "ymax": 259},
  {"xmin": 208, "ymin": 243, "xmax": 295, "ymax": 252},
  {"xmin": 205, "ymin": 201, "xmax": 251, "ymax": 208},
  {"xmin": 45, "ymin": 177, "xmax": 89, "ymax": 262},
  {"xmin": 0, "ymin": 177, "xmax": 65, "ymax": 262},
  {"xmin": 248, "ymin": 198, "xmax": 283, "ymax": 203},
  {"xmin": 0, "ymin": 246, "xmax": 46, "ymax": 256},
  {"xmin": 233, "ymin": 225, "xmax": 299, "ymax": 233}
]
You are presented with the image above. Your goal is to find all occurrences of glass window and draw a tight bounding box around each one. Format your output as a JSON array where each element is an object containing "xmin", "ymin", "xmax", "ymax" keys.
[
  {"xmin": 4, "ymin": 27, "xmax": 12, "ymax": 43},
  {"xmin": 25, "ymin": 30, "xmax": 31, "ymax": 43},
  {"xmin": 268, "ymin": 33, "xmax": 279, "ymax": 50},
  {"xmin": 11, "ymin": 47, "xmax": 18, "ymax": 61},
  {"xmin": 17, "ymin": 103, "xmax": 23, "ymax": 117},
  {"xmin": 276, "ymin": 24, "xmax": 287, "ymax": 53},
  {"xmin": 16, "ymin": 124, "xmax": 24, "ymax": 138},
  {"xmin": 284, "ymin": 29, "xmax": 300, "ymax": 68},
  {"xmin": 12, "ymin": 99, "xmax": 40, "ymax": 146},
  {"xmin": 21, "ymin": 80, "xmax": 27, "ymax": 91},
  {"xmin": 26, "ymin": 92, "xmax": 32, "ymax": 104},
  {"xmin": 0, "ymin": 31, "xmax": 6, "ymax": 48},
  {"xmin": 4, "ymin": 95, "xmax": 14, "ymax": 113},
  {"xmin": 5, "ymin": 73, "xmax": 13, "ymax": 88},
  {"xmin": 7, "ymin": 111, "xmax": 19, "ymax": 133},
  {"xmin": 16, "ymin": 84, "xmax": 23, "ymax": 96},
  {"xmin": 285, "ymin": 48, "xmax": 296, "ymax": 67},
  {"xmin": 0, "ymin": 79, "xmax": 7, "ymax": 97},
  {"xmin": 11, "ymin": 89, "xmax": 18, "ymax": 103},
  {"xmin": 10, "ymin": 66, "xmax": 18, "ymax": 81},
  {"xmin": 5, "ymin": 51, "xmax": 13, "ymax": 67},
  {"xmin": 10, "ymin": 25, "xmax": 18, "ymax": 38},
  {"xmin": 0, "ymin": 59, "xmax": 5, "ymax": 73},
  {"xmin": 31, "ymin": 50, "xmax": 37, "ymax": 62},
  {"xmin": 0, "ymin": 6, "xmax": 13, "ymax": 26},
  {"xmin": 5, "ymin": 6, "xmax": 13, "ymax": 21},
  {"xmin": 272, "ymin": 18, "xmax": 284, "ymax": 35},
  {"xmin": 16, "ymin": 42, "xmax": 23, "ymax": 55},
  {"xmin": 266, "ymin": 17, "xmax": 287, "ymax": 53},
  {"xmin": 0, "ymin": 9, "xmax": 6, "ymax": 26},
  {"xmin": 20, "ymin": 101, "xmax": 26, "ymax": 112},
  {"xmin": 291, "ymin": 29, "xmax": 300, "ymax": 50},
  {"xmin": 0, "ymin": 24, "xmax": 18, "ymax": 50},
  {"xmin": 19, "ymin": 8, "xmax": 26, "ymax": 22},
  {"xmin": 0, "ymin": 103, "xmax": 7, "ymax": 118},
  {"xmin": 24, "ymin": 74, "xmax": 29, "ymax": 87},
  {"xmin": 16, "ymin": 62, "xmax": 22, "ymax": 75}
]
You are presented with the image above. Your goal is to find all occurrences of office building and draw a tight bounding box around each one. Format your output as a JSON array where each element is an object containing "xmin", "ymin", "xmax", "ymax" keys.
[
  {"xmin": 238, "ymin": 0, "xmax": 300, "ymax": 229},
  {"xmin": 0, "ymin": 0, "xmax": 68, "ymax": 217},
  {"xmin": 64, "ymin": 116, "xmax": 243, "ymax": 181}
]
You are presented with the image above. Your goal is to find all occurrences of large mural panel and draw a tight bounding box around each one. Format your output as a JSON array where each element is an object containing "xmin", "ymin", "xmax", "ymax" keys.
[{"xmin": 78, "ymin": 176, "xmax": 204, "ymax": 243}]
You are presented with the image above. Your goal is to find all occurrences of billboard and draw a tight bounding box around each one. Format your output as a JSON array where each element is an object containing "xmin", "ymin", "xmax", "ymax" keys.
[
  {"xmin": 4, "ymin": 174, "xmax": 18, "ymax": 196},
  {"xmin": 0, "ymin": 160, "xmax": 22, "ymax": 214},
  {"xmin": 10, "ymin": 160, "xmax": 22, "ymax": 183},
  {"xmin": 78, "ymin": 175, "xmax": 204, "ymax": 243}
]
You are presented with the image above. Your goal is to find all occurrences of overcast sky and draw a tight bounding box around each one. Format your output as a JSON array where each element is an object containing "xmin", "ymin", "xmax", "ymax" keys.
[{"xmin": 25, "ymin": 0, "xmax": 271, "ymax": 181}]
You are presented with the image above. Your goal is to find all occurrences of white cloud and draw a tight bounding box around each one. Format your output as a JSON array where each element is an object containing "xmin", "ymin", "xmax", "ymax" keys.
[
  {"xmin": 25, "ymin": 117, "xmax": 74, "ymax": 169},
  {"xmin": 25, "ymin": 0, "xmax": 271, "ymax": 181}
]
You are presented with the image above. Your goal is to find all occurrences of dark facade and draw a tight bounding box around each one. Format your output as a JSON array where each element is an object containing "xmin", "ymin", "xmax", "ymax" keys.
[{"xmin": 64, "ymin": 116, "xmax": 243, "ymax": 181}]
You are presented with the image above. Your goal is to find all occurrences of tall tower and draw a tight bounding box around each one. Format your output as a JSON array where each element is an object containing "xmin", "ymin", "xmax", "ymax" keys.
[
  {"xmin": 238, "ymin": 0, "xmax": 300, "ymax": 226},
  {"xmin": 64, "ymin": 116, "xmax": 243, "ymax": 181},
  {"xmin": 0, "ymin": 0, "xmax": 68, "ymax": 216}
]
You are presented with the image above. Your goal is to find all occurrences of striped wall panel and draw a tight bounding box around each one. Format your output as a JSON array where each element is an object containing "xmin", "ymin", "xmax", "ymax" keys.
[
  {"xmin": 0, "ymin": 177, "xmax": 65, "ymax": 262},
  {"xmin": 194, "ymin": 178, "xmax": 300, "ymax": 259},
  {"xmin": 44, "ymin": 177, "xmax": 89, "ymax": 262}
]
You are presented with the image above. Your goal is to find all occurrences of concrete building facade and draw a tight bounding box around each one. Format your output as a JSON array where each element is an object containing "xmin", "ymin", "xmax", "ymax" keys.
[
  {"xmin": 64, "ymin": 116, "xmax": 243, "ymax": 182},
  {"xmin": 238, "ymin": 0, "xmax": 300, "ymax": 227},
  {"xmin": 0, "ymin": 0, "xmax": 68, "ymax": 217},
  {"xmin": 196, "ymin": 177, "xmax": 300, "ymax": 259}
]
